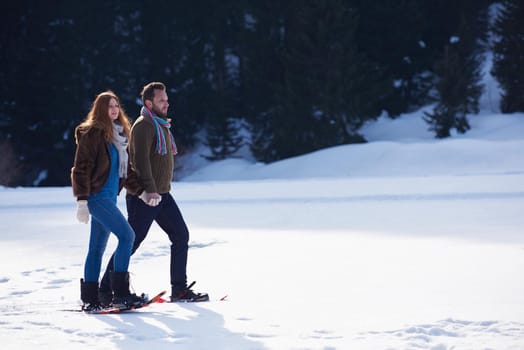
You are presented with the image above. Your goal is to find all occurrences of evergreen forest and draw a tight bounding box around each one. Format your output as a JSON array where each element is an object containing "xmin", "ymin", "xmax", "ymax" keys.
[{"xmin": 1, "ymin": 0, "xmax": 523, "ymax": 186}]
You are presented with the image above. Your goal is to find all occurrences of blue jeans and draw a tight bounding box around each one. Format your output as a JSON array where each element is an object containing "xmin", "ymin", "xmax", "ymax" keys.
[
  {"xmin": 100, "ymin": 192, "xmax": 189, "ymax": 291},
  {"xmin": 84, "ymin": 197, "xmax": 135, "ymax": 283}
]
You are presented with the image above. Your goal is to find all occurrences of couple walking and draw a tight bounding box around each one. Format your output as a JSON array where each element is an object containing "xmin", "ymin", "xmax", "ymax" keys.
[{"xmin": 71, "ymin": 82, "xmax": 208, "ymax": 312}]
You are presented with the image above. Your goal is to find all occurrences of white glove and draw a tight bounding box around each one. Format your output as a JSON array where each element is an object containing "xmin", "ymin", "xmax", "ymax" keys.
[
  {"xmin": 76, "ymin": 200, "xmax": 89, "ymax": 224},
  {"xmin": 139, "ymin": 191, "xmax": 162, "ymax": 207}
]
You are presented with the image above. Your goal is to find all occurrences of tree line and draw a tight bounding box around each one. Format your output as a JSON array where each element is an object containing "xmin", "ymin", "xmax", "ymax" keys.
[{"xmin": 1, "ymin": 0, "xmax": 523, "ymax": 187}]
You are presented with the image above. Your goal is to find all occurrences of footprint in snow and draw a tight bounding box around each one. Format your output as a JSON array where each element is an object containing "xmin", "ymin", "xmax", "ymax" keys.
[
  {"xmin": 9, "ymin": 289, "xmax": 33, "ymax": 296},
  {"xmin": 310, "ymin": 329, "xmax": 343, "ymax": 340},
  {"xmin": 44, "ymin": 278, "xmax": 73, "ymax": 289}
]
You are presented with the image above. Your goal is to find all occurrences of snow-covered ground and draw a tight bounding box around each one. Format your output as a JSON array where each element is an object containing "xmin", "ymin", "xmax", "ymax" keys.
[{"xmin": 1, "ymin": 106, "xmax": 524, "ymax": 349}]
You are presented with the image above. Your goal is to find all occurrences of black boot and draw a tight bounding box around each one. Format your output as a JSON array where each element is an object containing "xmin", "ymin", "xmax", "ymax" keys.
[
  {"xmin": 171, "ymin": 281, "xmax": 209, "ymax": 302},
  {"xmin": 110, "ymin": 272, "xmax": 145, "ymax": 309},
  {"xmin": 98, "ymin": 274, "xmax": 113, "ymax": 307},
  {"xmin": 98, "ymin": 287, "xmax": 113, "ymax": 307},
  {"xmin": 80, "ymin": 278, "xmax": 103, "ymax": 312}
]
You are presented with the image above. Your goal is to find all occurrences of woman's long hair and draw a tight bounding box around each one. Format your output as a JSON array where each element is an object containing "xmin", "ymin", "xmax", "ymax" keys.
[{"xmin": 77, "ymin": 91, "xmax": 131, "ymax": 141}]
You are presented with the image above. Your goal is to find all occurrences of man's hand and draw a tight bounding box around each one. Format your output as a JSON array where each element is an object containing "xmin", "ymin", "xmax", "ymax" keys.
[{"xmin": 139, "ymin": 191, "xmax": 162, "ymax": 207}]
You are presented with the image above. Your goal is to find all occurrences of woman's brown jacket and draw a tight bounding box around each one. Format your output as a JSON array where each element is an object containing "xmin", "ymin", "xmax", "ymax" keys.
[{"xmin": 71, "ymin": 125, "xmax": 140, "ymax": 200}]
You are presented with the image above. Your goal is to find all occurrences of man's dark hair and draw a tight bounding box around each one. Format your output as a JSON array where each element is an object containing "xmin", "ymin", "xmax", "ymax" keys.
[{"xmin": 141, "ymin": 82, "xmax": 166, "ymax": 104}]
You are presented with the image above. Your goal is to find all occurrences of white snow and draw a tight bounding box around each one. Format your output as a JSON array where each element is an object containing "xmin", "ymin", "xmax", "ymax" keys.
[{"xmin": 1, "ymin": 106, "xmax": 524, "ymax": 349}]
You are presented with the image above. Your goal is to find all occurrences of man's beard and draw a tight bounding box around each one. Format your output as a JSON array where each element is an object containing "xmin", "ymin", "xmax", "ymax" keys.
[{"xmin": 152, "ymin": 105, "xmax": 167, "ymax": 118}]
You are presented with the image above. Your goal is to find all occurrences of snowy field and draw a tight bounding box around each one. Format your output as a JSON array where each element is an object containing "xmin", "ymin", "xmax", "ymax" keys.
[{"xmin": 1, "ymin": 109, "xmax": 524, "ymax": 349}]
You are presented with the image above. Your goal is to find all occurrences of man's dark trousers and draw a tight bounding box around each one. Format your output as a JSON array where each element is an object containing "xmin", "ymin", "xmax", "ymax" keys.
[{"xmin": 100, "ymin": 192, "xmax": 189, "ymax": 292}]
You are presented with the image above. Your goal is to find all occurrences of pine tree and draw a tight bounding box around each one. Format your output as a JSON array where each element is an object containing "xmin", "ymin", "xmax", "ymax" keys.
[
  {"xmin": 424, "ymin": 2, "xmax": 488, "ymax": 138},
  {"xmin": 353, "ymin": 0, "xmax": 430, "ymax": 115},
  {"xmin": 248, "ymin": 0, "xmax": 377, "ymax": 162},
  {"xmin": 238, "ymin": 1, "xmax": 288, "ymax": 162},
  {"xmin": 200, "ymin": 1, "xmax": 245, "ymax": 160},
  {"xmin": 203, "ymin": 117, "xmax": 244, "ymax": 160},
  {"xmin": 491, "ymin": 0, "xmax": 524, "ymax": 113},
  {"xmin": 285, "ymin": 0, "xmax": 375, "ymax": 147}
]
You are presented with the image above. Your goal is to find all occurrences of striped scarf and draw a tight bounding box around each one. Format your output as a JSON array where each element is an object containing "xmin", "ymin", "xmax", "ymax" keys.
[{"xmin": 140, "ymin": 106, "xmax": 177, "ymax": 155}]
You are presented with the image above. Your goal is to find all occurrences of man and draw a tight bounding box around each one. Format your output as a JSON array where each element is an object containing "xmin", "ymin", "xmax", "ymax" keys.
[{"xmin": 99, "ymin": 82, "xmax": 208, "ymax": 303}]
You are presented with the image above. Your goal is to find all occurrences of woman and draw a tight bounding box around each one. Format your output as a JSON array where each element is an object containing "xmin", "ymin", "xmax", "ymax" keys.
[{"xmin": 71, "ymin": 91, "xmax": 143, "ymax": 312}]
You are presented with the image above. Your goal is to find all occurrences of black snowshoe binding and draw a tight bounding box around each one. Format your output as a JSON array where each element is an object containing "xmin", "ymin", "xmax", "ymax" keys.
[{"xmin": 170, "ymin": 281, "xmax": 209, "ymax": 302}]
